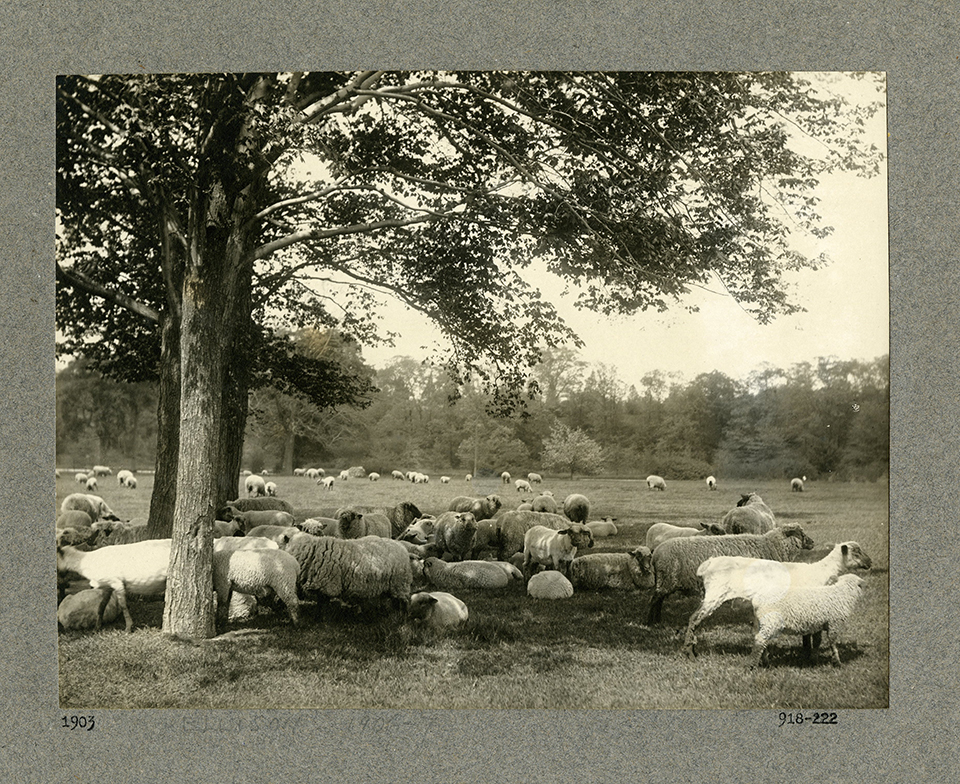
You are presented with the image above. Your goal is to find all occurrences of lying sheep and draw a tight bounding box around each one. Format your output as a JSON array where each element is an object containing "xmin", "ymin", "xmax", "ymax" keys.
[
  {"xmin": 245, "ymin": 474, "xmax": 267, "ymax": 497},
  {"xmin": 56, "ymin": 539, "xmax": 172, "ymax": 632},
  {"xmin": 683, "ymin": 541, "xmax": 872, "ymax": 657},
  {"xmin": 721, "ymin": 492, "xmax": 776, "ymax": 534},
  {"xmin": 449, "ymin": 494, "xmax": 503, "ymax": 522},
  {"xmin": 562, "ymin": 493, "xmax": 590, "ymax": 525},
  {"xmin": 398, "ymin": 516, "xmax": 437, "ymax": 544},
  {"xmin": 646, "ymin": 475, "xmax": 666, "ymax": 491},
  {"xmin": 517, "ymin": 502, "xmax": 533, "ymax": 512},
  {"xmin": 522, "ymin": 523, "xmax": 595, "ymax": 579},
  {"xmin": 408, "ymin": 591, "xmax": 469, "ymax": 630},
  {"xmin": 283, "ymin": 532, "xmax": 412, "ymax": 611},
  {"xmin": 514, "ymin": 478, "xmax": 533, "ymax": 493},
  {"xmin": 527, "ymin": 570, "xmax": 574, "ymax": 600},
  {"xmin": 58, "ymin": 588, "xmax": 122, "ymax": 631},
  {"xmin": 336, "ymin": 508, "xmax": 391, "ymax": 539},
  {"xmin": 220, "ymin": 497, "xmax": 295, "ymax": 516},
  {"xmin": 645, "ymin": 521, "xmax": 727, "ymax": 551},
  {"xmin": 531, "ymin": 494, "xmax": 558, "ymax": 514},
  {"xmin": 706, "ymin": 475, "xmax": 717, "ymax": 490},
  {"xmin": 433, "ymin": 511, "xmax": 479, "ymax": 561},
  {"xmin": 57, "ymin": 510, "xmax": 94, "ymax": 529},
  {"xmin": 60, "ymin": 493, "xmax": 120, "ymax": 523},
  {"xmin": 585, "ymin": 518, "xmax": 618, "ymax": 538},
  {"xmin": 56, "ymin": 525, "xmax": 97, "ymax": 548},
  {"xmin": 569, "ymin": 547, "xmax": 654, "ymax": 591},
  {"xmin": 791, "ymin": 477, "xmax": 805, "ymax": 492},
  {"xmin": 227, "ymin": 508, "xmax": 296, "ymax": 534},
  {"xmin": 646, "ymin": 523, "xmax": 815, "ymax": 625},
  {"xmin": 244, "ymin": 524, "xmax": 300, "ymax": 546},
  {"xmin": 213, "ymin": 548, "xmax": 300, "ymax": 629},
  {"xmin": 421, "ymin": 557, "xmax": 510, "ymax": 590},
  {"xmin": 749, "ymin": 574, "xmax": 865, "ymax": 667}
]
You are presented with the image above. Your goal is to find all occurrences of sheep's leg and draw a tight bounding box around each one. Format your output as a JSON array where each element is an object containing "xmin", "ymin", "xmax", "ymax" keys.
[
  {"xmin": 94, "ymin": 586, "xmax": 115, "ymax": 631},
  {"xmin": 113, "ymin": 587, "xmax": 134, "ymax": 633},
  {"xmin": 682, "ymin": 593, "xmax": 728, "ymax": 656}
]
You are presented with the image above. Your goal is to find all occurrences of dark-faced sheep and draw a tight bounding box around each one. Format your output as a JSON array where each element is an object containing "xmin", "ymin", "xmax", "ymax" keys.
[
  {"xmin": 569, "ymin": 547, "xmax": 654, "ymax": 591},
  {"xmin": 562, "ymin": 493, "xmax": 590, "ymax": 525},
  {"xmin": 722, "ymin": 492, "xmax": 776, "ymax": 534},
  {"xmin": 433, "ymin": 512, "xmax": 479, "ymax": 561}
]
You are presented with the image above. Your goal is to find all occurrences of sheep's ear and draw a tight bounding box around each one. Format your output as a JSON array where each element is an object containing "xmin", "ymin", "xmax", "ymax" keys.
[
  {"xmin": 426, "ymin": 596, "xmax": 438, "ymax": 605},
  {"xmin": 841, "ymin": 543, "xmax": 849, "ymax": 557}
]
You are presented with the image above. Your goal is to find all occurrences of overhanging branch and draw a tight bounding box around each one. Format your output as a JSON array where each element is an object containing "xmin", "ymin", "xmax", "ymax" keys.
[{"xmin": 56, "ymin": 262, "xmax": 160, "ymax": 324}]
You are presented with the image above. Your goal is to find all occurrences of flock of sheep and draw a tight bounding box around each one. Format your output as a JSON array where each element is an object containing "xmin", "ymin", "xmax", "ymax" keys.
[{"xmin": 55, "ymin": 467, "xmax": 869, "ymax": 669}]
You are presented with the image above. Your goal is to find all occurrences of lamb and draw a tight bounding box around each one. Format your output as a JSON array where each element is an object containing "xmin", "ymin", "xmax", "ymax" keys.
[
  {"xmin": 645, "ymin": 521, "xmax": 727, "ymax": 551},
  {"xmin": 706, "ymin": 475, "xmax": 717, "ymax": 491},
  {"xmin": 220, "ymin": 497, "xmax": 294, "ymax": 516},
  {"xmin": 791, "ymin": 477, "xmax": 805, "ymax": 492},
  {"xmin": 749, "ymin": 574, "xmax": 865, "ymax": 667},
  {"xmin": 531, "ymin": 494, "xmax": 558, "ymax": 514},
  {"xmin": 569, "ymin": 547, "xmax": 655, "ymax": 591},
  {"xmin": 522, "ymin": 523, "xmax": 595, "ymax": 579},
  {"xmin": 500, "ymin": 471, "xmax": 511, "ymax": 484},
  {"xmin": 212, "ymin": 547, "xmax": 300, "ymax": 629},
  {"xmin": 226, "ymin": 508, "xmax": 296, "ymax": 534},
  {"xmin": 646, "ymin": 475, "xmax": 666, "ymax": 491},
  {"xmin": 527, "ymin": 570, "xmax": 574, "ymax": 600},
  {"xmin": 585, "ymin": 518, "xmax": 619, "ymax": 538},
  {"xmin": 244, "ymin": 524, "xmax": 301, "ymax": 546},
  {"xmin": 282, "ymin": 532, "xmax": 413, "ymax": 611},
  {"xmin": 646, "ymin": 522, "xmax": 815, "ymax": 625},
  {"xmin": 495, "ymin": 510, "xmax": 571, "ymax": 561},
  {"xmin": 336, "ymin": 508, "xmax": 392, "ymax": 539},
  {"xmin": 265, "ymin": 481, "xmax": 278, "ymax": 497},
  {"xmin": 562, "ymin": 493, "xmax": 590, "ymax": 525},
  {"xmin": 244, "ymin": 474, "xmax": 267, "ymax": 497},
  {"xmin": 56, "ymin": 539, "xmax": 172, "ymax": 632},
  {"xmin": 527, "ymin": 472, "xmax": 543, "ymax": 485},
  {"xmin": 408, "ymin": 591, "xmax": 469, "ymax": 630},
  {"xmin": 58, "ymin": 588, "xmax": 122, "ymax": 631},
  {"xmin": 433, "ymin": 511, "xmax": 479, "ymax": 561},
  {"xmin": 85, "ymin": 477, "xmax": 98, "ymax": 492},
  {"xmin": 514, "ymin": 478, "xmax": 533, "ymax": 493},
  {"xmin": 682, "ymin": 541, "xmax": 872, "ymax": 657},
  {"xmin": 722, "ymin": 492, "xmax": 776, "ymax": 534},
  {"xmin": 60, "ymin": 493, "xmax": 120, "ymax": 523},
  {"xmin": 320, "ymin": 476, "xmax": 335, "ymax": 490},
  {"xmin": 421, "ymin": 557, "xmax": 510, "ymax": 590},
  {"xmin": 57, "ymin": 510, "xmax": 94, "ymax": 529}
]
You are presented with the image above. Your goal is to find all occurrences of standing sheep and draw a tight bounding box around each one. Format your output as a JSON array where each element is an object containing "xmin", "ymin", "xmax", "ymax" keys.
[
  {"xmin": 336, "ymin": 508, "xmax": 391, "ymax": 539},
  {"xmin": 369, "ymin": 472, "xmax": 381, "ymax": 482},
  {"xmin": 433, "ymin": 511, "xmax": 479, "ymax": 561},
  {"xmin": 244, "ymin": 474, "xmax": 267, "ymax": 497},
  {"xmin": 408, "ymin": 591, "xmax": 468, "ymax": 630},
  {"xmin": 500, "ymin": 471, "xmax": 511, "ymax": 484},
  {"xmin": 514, "ymin": 478, "xmax": 533, "ymax": 493},
  {"xmin": 265, "ymin": 481, "xmax": 278, "ymax": 497},
  {"xmin": 791, "ymin": 477, "xmax": 805, "ymax": 492},
  {"xmin": 213, "ymin": 548, "xmax": 300, "ymax": 629},
  {"xmin": 522, "ymin": 523, "xmax": 595, "ymax": 579},
  {"xmin": 60, "ymin": 493, "xmax": 120, "ymax": 523},
  {"xmin": 75, "ymin": 472, "xmax": 89, "ymax": 484},
  {"xmin": 646, "ymin": 523, "xmax": 816, "ymax": 625},
  {"xmin": 244, "ymin": 524, "xmax": 300, "ymax": 546},
  {"xmin": 227, "ymin": 508, "xmax": 295, "ymax": 534},
  {"xmin": 220, "ymin": 497, "xmax": 295, "ymax": 516},
  {"xmin": 93, "ymin": 465, "xmax": 112, "ymax": 477},
  {"xmin": 645, "ymin": 521, "xmax": 727, "ymax": 551},
  {"xmin": 85, "ymin": 477, "xmax": 98, "ymax": 492},
  {"xmin": 532, "ymin": 494, "xmax": 558, "ymax": 514},
  {"xmin": 721, "ymin": 492, "xmax": 776, "ymax": 534},
  {"xmin": 646, "ymin": 475, "xmax": 666, "ymax": 491},
  {"xmin": 706, "ymin": 475, "xmax": 717, "ymax": 491},
  {"xmin": 562, "ymin": 493, "xmax": 590, "ymax": 525},
  {"xmin": 495, "ymin": 510, "xmax": 571, "ymax": 561},
  {"xmin": 449, "ymin": 494, "xmax": 503, "ymax": 522},
  {"xmin": 117, "ymin": 469, "xmax": 134, "ymax": 486},
  {"xmin": 569, "ymin": 547, "xmax": 654, "ymax": 591},
  {"xmin": 527, "ymin": 472, "xmax": 543, "ymax": 485}
]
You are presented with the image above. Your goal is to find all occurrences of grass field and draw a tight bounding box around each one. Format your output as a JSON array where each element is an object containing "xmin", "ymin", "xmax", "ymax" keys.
[{"xmin": 57, "ymin": 471, "xmax": 888, "ymax": 709}]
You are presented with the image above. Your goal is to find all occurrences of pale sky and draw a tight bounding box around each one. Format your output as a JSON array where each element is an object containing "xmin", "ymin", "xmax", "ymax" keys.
[{"xmin": 360, "ymin": 74, "xmax": 889, "ymax": 390}]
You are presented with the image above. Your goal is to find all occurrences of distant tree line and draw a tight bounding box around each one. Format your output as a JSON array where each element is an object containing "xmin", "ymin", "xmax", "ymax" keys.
[{"xmin": 58, "ymin": 338, "xmax": 888, "ymax": 482}]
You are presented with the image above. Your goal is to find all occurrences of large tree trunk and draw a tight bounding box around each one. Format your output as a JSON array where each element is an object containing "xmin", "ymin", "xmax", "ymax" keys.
[
  {"xmin": 146, "ymin": 312, "xmax": 180, "ymax": 538},
  {"xmin": 217, "ymin": 353, "xmax": 250, "ymax": 507}
]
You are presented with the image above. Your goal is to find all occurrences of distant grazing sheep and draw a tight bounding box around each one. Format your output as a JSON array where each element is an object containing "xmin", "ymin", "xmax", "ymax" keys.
[
  {"xmin": 213, "ymin": 548, "xmax": 300, "ymax": 629},
  {"xmin": 339, "ymin": 470, "xmax": 350, "ymax": 481},
  {"xmin": 440, "ymin": 475, "xmax": 450, "ymax": 484},
  {"xmin": 646, "ymin": 475, "xmax": 666, "ymax": 491},
  {"xmin": 645, "ymin": 521, "xmax": 727, "ymax": 551},
  {"xmin": 500, "ymin": 471, "xmax": 511, "ymax": 484},
  {"xmin": 294, "ymin": 468, "xmax": 306, "ymax": 477},
  {"xmin": 646, "ymin": 523, "xmax": 816, "ymax": 625},
  {"xmin": 514, "ymin": 479, "xmax": 533, "ymax": 493},
  {"xmin": 93, "ymin": 465, "xmax": 112, "ymax": 477},
  {"xmin": 368, "ymin": 472, "xmax": 381, "ymax": 482},
  {"xmin": 75, "ymin": 472, "xmax": 88, "ymax": 484},
  {"xmin": 320, "ymin": 476, "xmax": 335, "ymax": 490},
  {"xmin": 464, "ymin": 474, "xmax": 472, "ymax": 482},
  {"xmin": 527, "ymin": 472, "xmax": 543, "ymax": 485},
  {"xmin": 392, "ymin": 470, "xmax": 405, "ymax": 481},
  {"xmin": 117, "ymin": 469, "xmax": 134, "ymax": 486},
  {"xmin": 408, "ymin": 591, "xmax": 468, "ymax": 630},
  {"xmin": 265, "ymin": 481, "xmax": 277, "ymax": 496},
  {"xmin": 305, "ymin": 468, "xmax": 320, "ymax": 480},
  {"xmin": 791, "ymin": 477, "xmax": 805, "ymax": 492},
  {"xmin": 722, "ymin": 492, "xmax": 776, "ymax": 534},
  {"xmin": 421, "ymin": 557, "xmax": 510, "ymax": 590},
  {"xmin": 706, "ymin": 475, "xmax": 717, "ymax": 491},
  {"xmin": 569, "ymin": 547, "xmax": 654, "ymax": 591},
  {"xmin": 522, "ymin": 523, "xmax": 595, "ymax": 579},
  {"xmin": 85, "ymin": 477, "xmax": 98, "ymax": 492},
  {"xmin": 562, "ymin": 493, "xmax": 590, "ymax": 525},
  {"xmin": 527, "ymin": 570, "xmax": 574, "ymax": 600},
  {"xmin": 245, "ymin": 474, "xmax": 267, "ymax": 497}
]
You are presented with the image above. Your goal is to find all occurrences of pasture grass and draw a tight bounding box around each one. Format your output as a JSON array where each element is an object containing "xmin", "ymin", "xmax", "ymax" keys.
[{"xmin": 56, "ymin": 470, "xmax": 888, "ymax": 709}]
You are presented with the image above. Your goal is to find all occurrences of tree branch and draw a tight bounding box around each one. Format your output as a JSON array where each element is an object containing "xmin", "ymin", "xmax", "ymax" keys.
[{"xmin": 56, "ymin": 262, "xmax": 160, "ymax": 324}]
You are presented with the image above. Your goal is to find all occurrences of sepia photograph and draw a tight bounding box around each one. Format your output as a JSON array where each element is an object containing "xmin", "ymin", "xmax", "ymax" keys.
[{"xmin": 55, "ymin": 70, "xmax": 888, "ymax": 710}]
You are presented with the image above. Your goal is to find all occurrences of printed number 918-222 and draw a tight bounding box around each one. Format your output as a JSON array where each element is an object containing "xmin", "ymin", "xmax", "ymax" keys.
[{"xmin": 778, "ymin": 712, "xmax": 838, "ymax": 726}]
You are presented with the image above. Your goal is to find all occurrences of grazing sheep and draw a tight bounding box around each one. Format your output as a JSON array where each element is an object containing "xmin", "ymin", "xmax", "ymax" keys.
[
  {"xmin": 646, "ymin": 523, "xmax": 816, "ymax": 625},
  {"xmin": 500, "ymin": 471, "xmax": 511, "ymax": 484},
  {"xmin": 320, "ymin": 476, "xmax": 335, "ymax": 490},
  {"xmin": 282, "ymin": 532, "xmax": 413, "ymax": 611},
  {"xmin": 57, "ymin": 510, "xmax": 94, "ymax": 529},
  {"xmin": 75, "ymin": 472, "xmax": 89, "ymax": 484},
  {"xmin": 531, "ymin": 494, "xmax": 558, "ymax": 514},
  {"xmin": 93, "ymin": 465, "xmax": 112, "ymax": 477},
  {"xmin": 645, "ymin": 521, "xmax": 727, "ymax": 551},
  {"xmin": 514, "ymin": 478, "xmax": 533, "ymax": 493},
  {"xmin": 213, "ymin": 548, "xmax": 300, "ymax": 628},
  {"xmin": 722, "ymin": 492, "xmax": 776, "ymax": 534},
  {"xmin": 245, "ymin": 474, "xmax": 267, "ymax": 497},
  {"xmin": 336, "ymin": 508, "xmax": 391, "ymax": 539},
  {"xmin": 562, "ymin": 493, "xmax": 590, "ymax": 525},
  {"xmin": 124, "ymin": 476, "xmax": 138, "ymax": 489},
  {"xmin": 421, "ymin": 557, "xmax": 510, "ymax": 590},
  {"xmin": 305, "ymin": 468, "xmax": 320, "ymax": 480},
  {"xmin": 58, "ymin": 588, "xmax": 122, "ymax": 631},
  {"xmin": 569, "ymin": 547, "xmax": 655, "ymax": 591},
  {"xmin": 412, "ymin": 472, "xmax": 430, "ymax": 484},
  {"xmin": 408, "ymin": 591, "xmax": 469, "ymax": 630},
  {"xmin": 338, "ymin": 470, "xmax": 350, "ymax": 481},
  {"xmin": 646, "ymin": 475, "xmax": 666, "ymax": 491},
  {"xmin": 56, "ymin": 539, "xmax": 172, "ymax": 632},
  {"xmin": 749, "ymin": 574, "xmax": 865, "ymax": 667},
  {"xmin": 265, "ymin": 481, "xmax": 278, "ymax": 497},
  {"xmin": 585, "ymin": 518, "xmax": 619, "ymax": 538},
  {"xmin": 117, "ymin": 469, "xmax": 134, "ymax": 486},
  {"xmin": 392, "ymin": 470, "xmax": 406, "ymax": 481},
  {"xmin": 244, "ymin": 524, "xmax": 300, "ymax": 546},
  {"xmin": 791, "ymin": 477, "xmax": 805, "ymax": 492},
  {"xmin": 369, "ymin": 472, "xmax": 381, "ymax": 482},
  {"xmin": 527, "ymin": 472, "xmax": 543, "ymax": 485},
  {"xmin": 527, "ymin": 571, "xmax": 574, "ymax": 600},
  {"xmin": 464, "ymin": 474, "xmax": 472, "ymax": 482},
  {"xmin": 440, "ymin": 475, "xmax": 450, "ymax": 484},
  {"xmin": 683, "ymin": 541, "xmax": 872, "ymax": 657},
  {"xmin": 294, "ymin": 468, "xmax": 306, "ymax": 477},
  {"xmin": 522, "ymin": 523, "xmax": 595, "ymax": 579},
  {"xmin": 220, "ymin": 497, "xmax": 295, "ymax": 516},
  {"xmin": 706, "ymin": 475, "xmax": 717, "ymax": 491},
  {"xmin": 85, "ymin": 477, "xmax": 98, "ymax": 492},
  {"xmin": 433, "ymin": 512, "xmax": 479, "ymax": 561},
  {"xmin": 495, "ymin": 510, "xmax": 571, "ymax": 561},
  {"xmin": 227, "ymin": 508, "xmax": 295, "ymax": 534},
  {"xmin": 60, "ymin": 493, "xmax": 120, "ymax": 523}
]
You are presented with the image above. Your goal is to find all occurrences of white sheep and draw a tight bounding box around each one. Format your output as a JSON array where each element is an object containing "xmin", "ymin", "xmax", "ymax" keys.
[
  {"xmin": 408, "ymin": 591, "xmax": 468, "ymax": 630},
  {"xmin": 412, "ymin": 472, "xmax": 429, "ymax": 484},
  {"xmin": 117, "ymin": 469, "xmax": 134, "ymax": 486},
  {"xmin": 514, "ymin": 478, "xmax": 533, "ymax": 493},
  {"xmin": 339, "ymin": 469, "xmax": 350, "ymax": 481},
  {"xmin": 646, "ymin": 523, "xmax": 816, "ymax": 625},
  {"xmin": 561, "ymin": 493, "xmax": 590, "ymax": 525},
  {"xmin": 226, "ymin": 508, "xmax": 295, "ymax": 534},
  {"xmin": 682, "ymin": 541, "xmax": 872, "ymax": 657},
  {"xmin": 706, "ymin": 475, "xmax": 717, "ymax": 491},
  {"xmin": 721, "ymin": 492, "xmax": 776, "ymax": 534},
  {"xmin": 791, "ymin": 477, "xmax": 805, "ymax": 492},
  {"xmin": 244, "ymin": 524, "xmax": 301, "ymax": 546},
  {"xmin": 749, "ymin": 574, "xmax": 865, "ymax": 667},
  {"xmin": 75, "ymin": 472, "xmax": 89, "ymax": 484},
  {"xmin": 646, "ymin": 475, "xmax": 666, "ymax": 491},
  {"xmin": 85, "ymin": 477, "xmax": 98, "ymax": 492},
  {"xmin": 60, "ymin": 493, "xmax": 120, "ymax": 523},
  {"xmin": 522, "ymin": 523, "xmax": 595, "ymax": 579},
  {"xmin": 265, "ymin": 481, "xmax": 278, "ymax": 497},
  {"xmin": 305, "ymin": 468, "xmax": 320, "ymax": 480},
  {"xmin": 397, "ymin": 516, "xmax": 437, "ymax": 544},
  {"xmin": 392, "ymin": 470, "xmax": 405, "ymax": 481},
  {"xmin": 531, "ymin": 494, "xmax": 558, "ymax": 514},
  {"xmin": 212, "ymin": 548, "xmax": 301, "ymax": 628},
  {"xmin": 440, "ymin": 475, "xmax": 450, "ymax": 484},
  {"xmin": 369, "ymin": 472, "xmax": 381, "ymax": 482},
  {"xmin": 336, "ymin": 508, "xmax": 392, "ymax": 539},
  {"xmin": 645, "ymin": 521, "xmax": 727, "ymax": 551},
  {"xmin": 569, "ymin": 547, "xmax": 655, "ymax": 591},
  {"xmin": 527, "ymin": 472, "xmax": 543, "ymax": 485},
  {"xmin": 93, "ymin": 465, "xmax": 112, "ymax": 477},
  {"xmin": 464, "ymin": 474, "xmax": 472, "ymax": 482},
  {"xmin": 500, "ymin": 471, "xmax": 511, "ymax": 484},
  {"xmin": 124, "ymin": 476, "xmax": 138, "ymax": 489},
  {"xmin": 58, "ymin": 588, "xmax": 122, "ymax": 631},
  {"xmin": 245, "ymin": 473, "xmax": 267, "ymax": 497},
  {"xmin": 421, "ymin": 557, "xmax": 510, "ymax": 590},
  {"xmin": 214, "ymin": 535, "xmax": 279, "ymax": 552},
  {"xmin": 56, "ymin": 539, "xmax": 172, "ymax": 632},
  {"xmin": 495, "ymin": 510, "xmax": 571, "ymax": 562},
  {"xmin": 320, "ymin": 475, "xmax": 335, "ymax": 490},
  {"xmin": 585, "ymin": 518, "xmax": 618, "ymax": 538},
  {"xmin": 294, "ymin": 468, "xmax": 306, "ymax": 477},
  {"xmin": 527, "ymin": 570, "xmax": 574, "ymax": 600}
]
